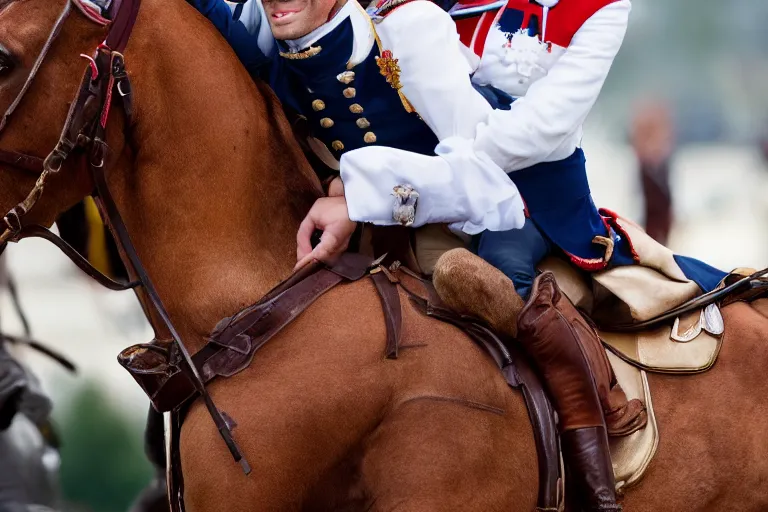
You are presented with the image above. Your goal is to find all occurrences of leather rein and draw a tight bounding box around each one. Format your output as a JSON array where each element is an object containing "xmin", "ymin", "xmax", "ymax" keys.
[{"xmin": 0, "ymin": 0, "xmax": 252, "ymax": 473}]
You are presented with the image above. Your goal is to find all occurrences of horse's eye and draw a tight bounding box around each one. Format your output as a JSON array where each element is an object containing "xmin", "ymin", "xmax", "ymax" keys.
[{"xmin": 0, "ymin": 51, "xmax": 14, "ymax": 76}]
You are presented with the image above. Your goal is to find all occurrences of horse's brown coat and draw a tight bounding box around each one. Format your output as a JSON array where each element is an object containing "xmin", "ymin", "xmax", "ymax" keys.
[
  {"xmin": 0, "ymin": 0, "xmax": 767, "ymax": 510},
  {"xmin": 0, "ymin": 0, "xmax": 537, "ymax": 509},
  {"xmin": 621, "ymin": 299, "xmax": 768, "ymax": 511}
]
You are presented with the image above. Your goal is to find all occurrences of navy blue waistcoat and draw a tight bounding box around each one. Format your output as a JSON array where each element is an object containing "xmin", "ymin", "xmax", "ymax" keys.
[{"xmin": 270, "ymin": 17, "xmax": 438, "ymax": 158}]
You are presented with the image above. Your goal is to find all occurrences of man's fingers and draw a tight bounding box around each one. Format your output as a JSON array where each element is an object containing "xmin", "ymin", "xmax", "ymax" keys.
[
  {"xmin": 310, "ymin": 230, "xmax": 339, "ymax": 264},
  {"xmin": 296, "ymin": 212, "xmax": 319, "ymax": 261},
  {"xmin": 294, "ymin": 197, "xmax": 355, "ymax": 270},
  {"xmin": 293, "ymin": 252, "xmax": 316, "ymax": 272},
  {"xmin": 327, "ymin": 177, "xmax": 345, "ymax": 197},
  {"xmin": 312, "ymin": 225, "xmax": 353, "ymax": 265}
]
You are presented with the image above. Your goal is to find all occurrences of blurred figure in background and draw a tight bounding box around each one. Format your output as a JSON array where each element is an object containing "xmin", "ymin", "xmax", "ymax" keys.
[
  {"xmin": 630, "ymin": 100, "xmax": 675, "ymax": 245},
  {"xmin": 0, "ymin": 256, "xmax": 62, "ymax": 512},
  {"xmin": 759, "ymin": 124, "xmax": 768, "ymax": 166}
]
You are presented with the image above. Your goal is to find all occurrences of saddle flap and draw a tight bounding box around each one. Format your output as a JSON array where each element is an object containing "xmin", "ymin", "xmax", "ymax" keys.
[
  {"xmin": 599, "ymin": 307, "xmax": 723, "ymax": 374},
  {"xmin": 606, "ymin": 350, "xmax": 659, "ymax": 491},
  {"xmin": 592, "ymin": 265, "xmax": 700, "ymax": 326},
  {"xmin": 412, "ymin": 224, "xmax": 468, "ymax": 276}
]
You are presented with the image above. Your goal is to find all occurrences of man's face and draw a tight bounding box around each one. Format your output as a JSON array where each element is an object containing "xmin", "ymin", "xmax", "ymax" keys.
[{"xmin": 263, "ymin": 0, "xmax": 344, "ymax": 41}]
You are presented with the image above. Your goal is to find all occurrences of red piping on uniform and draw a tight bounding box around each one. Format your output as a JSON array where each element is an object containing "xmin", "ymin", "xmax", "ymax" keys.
[{"xmin": 600, "ymin": 208, "xmax": 640, "ymax": 263}]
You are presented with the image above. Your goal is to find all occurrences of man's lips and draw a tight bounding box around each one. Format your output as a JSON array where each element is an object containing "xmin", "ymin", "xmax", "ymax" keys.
[{"xmin": 271, "ymin": 9, "xmax": 301, "ymax": 21}]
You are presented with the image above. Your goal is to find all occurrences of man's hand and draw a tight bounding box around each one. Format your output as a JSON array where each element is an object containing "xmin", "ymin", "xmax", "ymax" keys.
[
  {"xmin": 327, "ymin": 176, "xmax": 345, "ymax": 197},
  {"xmin": 295, "ymin": 197, "xmax": 357, "ymax": 271}
]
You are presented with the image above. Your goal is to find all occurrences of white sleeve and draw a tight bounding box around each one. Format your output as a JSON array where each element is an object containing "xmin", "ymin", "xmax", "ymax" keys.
[
  {"xmin": 379, "ymin": 1, "xmax": 493, "ymax": 140},
  {"xmin": 339, "ymin": 1, "xmax": 525, "ymax": 234},
  {"xmin": 341, "ymin": 138, "xmax": 526, "ymax": 235},
  {"xmin": 474, "ymin": 0, "xmax": 631, "ymax": 171}
]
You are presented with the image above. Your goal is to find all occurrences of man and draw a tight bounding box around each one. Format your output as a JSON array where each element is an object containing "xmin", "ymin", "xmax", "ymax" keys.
[
  {"xmin": 188, "ymin": 0, "xmax": 527, "ymax": 255},
  {"xmin": 190, "ymin": 0, "xmax": 643, "ymax": 508},
  {"xmin": 314, "ymin": 0, "xmax": 723, "ymax": 292},
  {"xmin": 0, "ymin": 345, "xmax": 60, "ymax": 512},
  {"xmin": 295, "ymin": 0, "xmax": 727, "ymax": 508}
]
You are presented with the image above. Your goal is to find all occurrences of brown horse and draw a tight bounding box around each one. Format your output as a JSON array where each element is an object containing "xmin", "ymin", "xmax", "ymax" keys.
[{"xmin": 0, "ymin": 0, "xmax": 767, "ymax": 510}]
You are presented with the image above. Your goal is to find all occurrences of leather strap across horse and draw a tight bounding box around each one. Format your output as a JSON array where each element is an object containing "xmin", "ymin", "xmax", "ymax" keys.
[{"xmin": 124, "ymin": 254, "xmax": 562, "ymax": 512}]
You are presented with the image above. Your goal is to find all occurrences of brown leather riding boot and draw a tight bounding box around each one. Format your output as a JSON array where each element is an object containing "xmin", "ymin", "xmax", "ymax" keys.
[
  {"xmin": 432, "ymin": 250, "xmax": 646, "ymax": 436},
  {"xmin": 569, "ymin": 312, "xmax": 646, "ymax": 437},
  {"xmin": 517, "ymin": 272, "xmax": 621, "ymax": 512}
]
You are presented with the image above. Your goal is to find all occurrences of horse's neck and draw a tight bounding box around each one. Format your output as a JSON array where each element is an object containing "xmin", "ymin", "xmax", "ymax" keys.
[{"xmin": 109, "ymin": 0, "xmax": 319, "ymax": 350}]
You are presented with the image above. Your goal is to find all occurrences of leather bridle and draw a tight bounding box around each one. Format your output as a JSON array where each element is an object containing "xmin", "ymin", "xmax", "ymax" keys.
[
  {"xmin": 0, "ymin": 0, "xmax": 74, "ymax": 214},
  {"xmin": 0, "ymin": 0, "xmax": 251, "ymax": 473}
]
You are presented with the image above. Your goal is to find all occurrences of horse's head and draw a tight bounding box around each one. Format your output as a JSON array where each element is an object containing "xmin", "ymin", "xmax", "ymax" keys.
[{"xmin": 0, "ymin": 0, "xmax": 108, "ymax": 237}]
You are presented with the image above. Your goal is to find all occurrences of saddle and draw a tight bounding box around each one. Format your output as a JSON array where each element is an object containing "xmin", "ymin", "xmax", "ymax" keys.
[
  {"xmin": 539, "ymin": 257, "xmax": 768, "ymax": 490},
  {"xmin": 113, "ymin": 214, "xmax": 768, "ymax": 512},
  {"xmin": 400, "ymin": 223, "xmax": 768, "ymax": 494}
]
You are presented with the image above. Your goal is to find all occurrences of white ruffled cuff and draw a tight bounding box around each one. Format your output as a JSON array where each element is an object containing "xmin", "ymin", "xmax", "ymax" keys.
[{"xmin": 340, "ymin": 138, "xmax": 525, "ymax": 235}]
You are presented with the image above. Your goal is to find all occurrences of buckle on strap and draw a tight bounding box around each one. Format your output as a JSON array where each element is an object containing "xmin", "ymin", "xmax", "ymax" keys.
[
  {"xmin": 116, "ymin": 79, "xmax": 131, "ymax": 97},
  {"xmin": 0, "ymin": 149, "xmax": 66, "ymax": 244},
  {"xmin": 1, "ymin": 207, "xmax": 24, "ymax": 243},
  {"xmin": 43, "ymin": 144, "xmax": 71, "ymax": 173},
  {"xmin": 326, "ymin": 252, "xmax": 380, "ymax": 281}
]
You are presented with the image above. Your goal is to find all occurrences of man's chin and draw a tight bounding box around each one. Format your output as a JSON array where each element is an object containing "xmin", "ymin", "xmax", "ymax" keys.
[{"xmin": 270, "ymin": 20, "xmax": 313, "ymax": 41}]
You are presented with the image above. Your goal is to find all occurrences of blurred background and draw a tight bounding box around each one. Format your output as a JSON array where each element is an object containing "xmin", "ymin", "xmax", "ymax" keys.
[
  {"xmin": 2, "ymin": 0, "xmax": 768, "ymax": 510},
  {"xmin": 588, "ymin": 0, "xmax": 768, "ymax": 270}
]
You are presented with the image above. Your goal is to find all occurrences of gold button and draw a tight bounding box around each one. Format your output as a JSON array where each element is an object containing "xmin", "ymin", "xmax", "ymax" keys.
[
  {"xmin": 331, "ymin": 140, "xmax": 345, "ymax": 152},
  {"xmin": 363, "ymin": 132, "xmax": 377, "ymax": 144},
  {"xmin": 356, "ymin": 118, "xmax": 371, "ymax": 129},
  {"xmin": 349, "ymin": 104, "xmax": 364, "ymax": 114},
  {"xmin": 312, "ymin": 99, "xmax": 326, "ymax": 111},
  {"xmin": 337, "ymin": 71, "xmax": 355, "ymax": 84},
  {"xmin": 343, "ymin": 87, "xmax": 356, "ymax": 99},
  {"xmin": 320, "ymin": 118, "xmax": 334, "ymax": 128}
]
